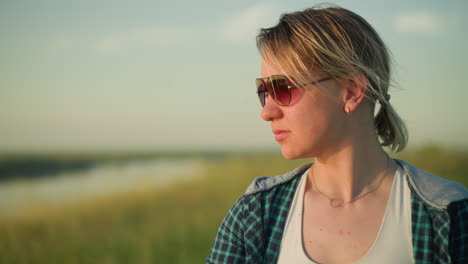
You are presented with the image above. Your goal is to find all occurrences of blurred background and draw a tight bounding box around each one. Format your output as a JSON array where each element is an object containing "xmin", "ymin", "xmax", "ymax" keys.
[{"xmin": 0, "ymin": 0, "xmax": 467, "ymax": 263}]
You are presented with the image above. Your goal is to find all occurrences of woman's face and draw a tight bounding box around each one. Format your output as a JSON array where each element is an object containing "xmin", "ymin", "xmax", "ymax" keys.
[{"xmin": 260, "ymin": 58, "xmax": 347, "ymax": 159}]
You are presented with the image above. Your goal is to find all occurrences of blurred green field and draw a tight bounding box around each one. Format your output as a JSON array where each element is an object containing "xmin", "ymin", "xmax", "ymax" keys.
[{"xmin": 0, "ymin": 146, "xmax": 466, "ymax": 264}]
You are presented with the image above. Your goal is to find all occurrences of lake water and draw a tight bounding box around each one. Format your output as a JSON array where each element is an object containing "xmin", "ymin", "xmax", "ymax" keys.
[{"xmin": 0, "ymin": 158, "xmax": 205, "ymax": 217}]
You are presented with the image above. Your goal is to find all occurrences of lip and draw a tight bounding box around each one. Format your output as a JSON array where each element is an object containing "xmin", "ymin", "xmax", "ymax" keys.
[{"xmin": 272, "ymin": 129, "xmax": 290, "ymax": 141}]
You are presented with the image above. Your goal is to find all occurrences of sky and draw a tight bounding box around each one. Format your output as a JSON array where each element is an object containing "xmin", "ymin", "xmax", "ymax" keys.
[{"xmin": 1, "ymin": 0, "xmax": 467, "ymax": 152}]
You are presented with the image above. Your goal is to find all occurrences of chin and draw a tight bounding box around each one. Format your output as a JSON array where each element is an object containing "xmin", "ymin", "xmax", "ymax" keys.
[
  {"xmin": 280, "ymin": 147, "xmax": 308, "ymax": 160},
  {"xmin": 280, "ymin": 142, "xmax": 317, "ymax": 160}
]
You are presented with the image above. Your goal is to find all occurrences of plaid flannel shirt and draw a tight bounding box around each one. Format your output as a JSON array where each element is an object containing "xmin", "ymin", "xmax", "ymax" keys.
[{"xmin": 206, "ymin": 160, "xmax": 468, "ymax": 264}]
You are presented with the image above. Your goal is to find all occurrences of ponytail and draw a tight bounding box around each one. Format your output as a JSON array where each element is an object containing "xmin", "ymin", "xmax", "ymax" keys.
[{"xmin": 374, "ymin": 100, "xmax": 408, "ymax": 152}]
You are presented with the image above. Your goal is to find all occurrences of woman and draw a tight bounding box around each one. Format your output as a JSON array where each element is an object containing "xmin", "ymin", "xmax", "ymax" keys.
[{"xmin": 207, "ymin": 5, "xmax": 467, "ymax": 264}]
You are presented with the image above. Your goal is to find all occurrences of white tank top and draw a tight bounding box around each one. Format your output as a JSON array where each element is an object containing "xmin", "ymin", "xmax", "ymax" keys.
[{"xmin": 277, "ymin": 165, "xmax": 414, "ymax": 263}]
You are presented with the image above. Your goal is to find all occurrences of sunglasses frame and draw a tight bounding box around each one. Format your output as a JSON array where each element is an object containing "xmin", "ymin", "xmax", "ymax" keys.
[{"xmin": 256, "ymin": 75, "xmax": 332, "ymax": 107}]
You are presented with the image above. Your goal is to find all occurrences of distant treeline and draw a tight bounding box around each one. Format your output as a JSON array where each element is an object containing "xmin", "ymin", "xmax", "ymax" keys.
[
  {"xmin": 0, "ymin": 158, "xmax": 99, "ymax": 181},
  {"xmin": 0, "ymin": 151, "xmax": 236, "ymax": 181}
]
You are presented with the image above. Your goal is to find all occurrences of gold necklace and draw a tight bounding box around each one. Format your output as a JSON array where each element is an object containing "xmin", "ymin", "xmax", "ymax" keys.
[{"xmin": 310, "ymin": 160, "xmax": 390, "ymax": 208}]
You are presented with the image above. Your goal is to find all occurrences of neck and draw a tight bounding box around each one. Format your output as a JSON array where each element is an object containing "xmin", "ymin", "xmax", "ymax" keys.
[{"xmin": 309, "ymin": 132, "xmax": 396, "ymax": 202}]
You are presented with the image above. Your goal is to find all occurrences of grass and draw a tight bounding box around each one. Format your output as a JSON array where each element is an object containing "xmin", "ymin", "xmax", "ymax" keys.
[{"xmin": 0, "ymin": 147, "xmax": 466, "ymax": 264}]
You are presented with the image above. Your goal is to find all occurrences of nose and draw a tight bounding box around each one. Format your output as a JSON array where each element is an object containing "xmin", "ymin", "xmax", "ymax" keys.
[{"xmin": 261, "ymin": 94, "xmax": 284, "ymax": 121}]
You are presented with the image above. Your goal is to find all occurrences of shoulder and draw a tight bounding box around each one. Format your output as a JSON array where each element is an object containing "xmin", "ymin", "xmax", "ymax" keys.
[
  {"xmin": 395, "ymin": 158, "xmax": 468, "ymax": 210},
  {"xmin": 243, "ymin": 162, "xmax": 312, "ymax": 196},
  {"xmin": 221, "ymin": 162, "xmax": 310, "ymax": 224}
]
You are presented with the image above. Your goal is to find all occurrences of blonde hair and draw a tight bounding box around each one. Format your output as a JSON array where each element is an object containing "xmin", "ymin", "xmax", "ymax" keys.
[{"xmin": 256, "ymin": 4, "xmax": 408, "ymax": 152}]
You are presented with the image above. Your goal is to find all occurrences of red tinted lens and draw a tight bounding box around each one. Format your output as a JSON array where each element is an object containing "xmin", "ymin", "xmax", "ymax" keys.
[
  {"xmin": 256, "ymin": 79, "xmax": 267, "ymax": 106},
  {"xmin": 256, "ymin": 75, "xmax": 300, "ymax": 107},
  {"xmin": 269, "ymin": 76, "xmax": 291, "ymax": 106},
  {"xmin": 288, "ymin": 82, "xmax": 304, "ymax": 105}
]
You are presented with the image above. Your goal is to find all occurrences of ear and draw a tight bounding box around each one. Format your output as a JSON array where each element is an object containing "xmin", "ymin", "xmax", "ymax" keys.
[{"xmin": 343, "ymin": 73, "xmax": 367, "ymax": 113}]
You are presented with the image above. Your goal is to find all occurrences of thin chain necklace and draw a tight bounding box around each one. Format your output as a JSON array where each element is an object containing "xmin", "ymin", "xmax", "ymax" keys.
[{"xmin": 310, "ymin": 159, "xmax": 390, "ymax": 208}]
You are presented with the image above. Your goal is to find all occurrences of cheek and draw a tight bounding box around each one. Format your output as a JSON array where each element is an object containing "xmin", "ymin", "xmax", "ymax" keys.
[{"xmin": 303, "ymin": 97, "xmax": 340, "ymax": 134}]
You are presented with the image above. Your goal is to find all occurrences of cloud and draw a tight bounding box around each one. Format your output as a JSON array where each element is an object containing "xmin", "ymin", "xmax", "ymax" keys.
[
  {"xmin": 95, "ymin": 26, "xmax": 196, "ymax": 54},
  {"xmin": 393, "ymin": 11, "xmax": 445, "ymax": 34},
  {"xmin": 220, "ymin": 3, "xmax": 279, "ymax": 44}
]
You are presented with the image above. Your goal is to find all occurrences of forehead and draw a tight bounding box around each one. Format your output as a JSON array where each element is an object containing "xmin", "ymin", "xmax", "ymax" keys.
[{"xmin": 260, "ymin": 57, "xmax": 283, "ymax": 78}]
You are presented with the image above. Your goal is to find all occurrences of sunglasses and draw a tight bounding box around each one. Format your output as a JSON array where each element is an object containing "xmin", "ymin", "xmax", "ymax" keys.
[{"xmin": 255, "ymin": 75, "xmax": 332, "ymax": 107}]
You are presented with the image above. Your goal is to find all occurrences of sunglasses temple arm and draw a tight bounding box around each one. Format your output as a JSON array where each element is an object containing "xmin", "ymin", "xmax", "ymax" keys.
[{"xmin": 288, "ymin": 77, "xmax": 332, "ymax": 88}]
